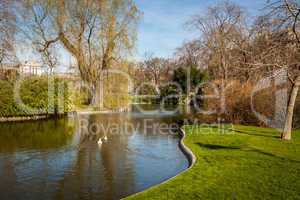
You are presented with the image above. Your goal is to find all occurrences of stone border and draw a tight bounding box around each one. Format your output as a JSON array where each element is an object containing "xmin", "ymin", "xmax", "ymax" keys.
[
  {"xmin": 0, "ymin": 113, "xmax": 70, "ymax": 123},
  {"xmin": 0, "ymin": 115, "xmax": 49, "ymax": 122},
  {"xmin": 123, "ymin": 128, "xmax": 196, "ymax": 199},
  {"xmin": 178, "ymin": 128, "xmax": 197, "ymax": 167}
]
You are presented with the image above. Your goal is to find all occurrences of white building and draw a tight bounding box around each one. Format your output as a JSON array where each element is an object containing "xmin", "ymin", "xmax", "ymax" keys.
[
  {"xmin": 19, "ymin": 61, "xmax": 45, "ymax": 75},
  {"xmin": 0, "ymin": 61, "xmax": 46, "ymax": 79}
]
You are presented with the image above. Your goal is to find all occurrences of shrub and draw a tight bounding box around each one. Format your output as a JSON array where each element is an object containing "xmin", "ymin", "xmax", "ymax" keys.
[
  {"xmin": 103, "ymin": 72, "xmax": 131, "ymax": 110},
  {"xmin": 0, "ymin": 80, "xmax": 21, "ymax": 116},
  {"xmin": 159, "ymin": 65, "xmax": 208, "ymax": 106},
  {"xmin": 0, "ymin": 76, "xmax": 71, "ymax": 117},
  {"xmin": 159, "ymin": 84, "xmax": 180, "ymax": 105},
  {"xmin": 202, "ymin": 80, "xmax": 277, "ymax": 126}
]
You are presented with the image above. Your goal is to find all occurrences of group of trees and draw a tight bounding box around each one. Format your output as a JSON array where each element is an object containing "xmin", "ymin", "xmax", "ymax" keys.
[
  {"xmin": 1, "ymin": 0, "xmax": 300, "ymax": 139},
  {"xmin": 0, "ymin": 0, "xmax": 142, "ymax": 116},
  {"xmin": 188, "ymin": 0, "xmax": 300, "ymax": 140},
  {"xmin": 133, "ymin": 0, "xmax": 300, "ymax": 140},
  {"xmin": 1, "ymin": 0, "xmax": 140, "ymax": 109},
  {"xmin": 133, "ymin": 53, "xmax": 207, "ymax": 106}
]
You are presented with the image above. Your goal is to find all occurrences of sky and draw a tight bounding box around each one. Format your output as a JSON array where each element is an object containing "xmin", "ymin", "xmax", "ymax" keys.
[
  {"xmin": 16, "ymin": 0, "xmax": 267, "ymax": 72},
  {"xmin": 135, "ymin": 0, "xmax": 266, "ymax": 59}
]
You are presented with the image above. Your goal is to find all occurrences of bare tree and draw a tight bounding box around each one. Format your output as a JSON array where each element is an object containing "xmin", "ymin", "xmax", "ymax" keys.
[
  {"xmin": 188, "ymin": 0, "xmax": 246, "ymax": 82},
  {"xmin": 175, "ymin": 39, "xmax": 205, "ymax": 69},
  {"xmin": 140, "ymin": 53, "xmax": 171, "ymax": 92},
  {"xmin": 41, "ymin": 47, "xmax": 59, "ymax": 74},
  {"xmin": 264, "ymin": 0, "xmax": 300, "ymax": 140}
]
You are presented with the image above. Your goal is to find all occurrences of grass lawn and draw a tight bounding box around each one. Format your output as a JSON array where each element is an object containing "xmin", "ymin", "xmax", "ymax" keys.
[{"xmin": 126, "ymin": 125, "xmax": 300, "ymax": 200}]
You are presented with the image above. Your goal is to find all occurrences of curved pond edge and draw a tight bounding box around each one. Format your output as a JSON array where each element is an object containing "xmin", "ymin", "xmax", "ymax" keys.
[
  {"xmin": 0, "ymin": 114, "xmax": 68, "ymax": 123},
  {"xmin": 178, "ymin": 128, "xmax": 197, "ymax": 167},
  {"xmin": 123, "ymin": 128, "xmax": 196, "ymax": 199},
  {"xmin": 0, "ymin": 115, "xmax": 49, "ymax": 122}
]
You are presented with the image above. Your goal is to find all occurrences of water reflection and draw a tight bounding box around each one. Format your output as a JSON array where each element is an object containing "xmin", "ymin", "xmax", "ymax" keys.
[
  {"xmin": 0, "ymin": 107, "xmax": 189, "ymax": 200},
  {"xmin": 0, "ymin": 119, "xmax": 75, "ymax": 152}
]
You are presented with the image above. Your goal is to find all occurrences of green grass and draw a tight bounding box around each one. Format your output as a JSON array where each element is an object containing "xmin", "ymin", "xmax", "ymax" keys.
[{"xmin": 126, "ymin": 125, "xmax": 300, "ymax": 200}]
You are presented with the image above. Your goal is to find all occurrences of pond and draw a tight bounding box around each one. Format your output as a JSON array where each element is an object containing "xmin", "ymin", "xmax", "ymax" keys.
[{"xmin": 0, "ymin": 105, "xmax": 189, "ymax": 200}]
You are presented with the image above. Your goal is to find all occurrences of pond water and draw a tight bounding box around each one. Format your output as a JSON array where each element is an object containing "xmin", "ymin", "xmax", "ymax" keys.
[{"xmin": 0, "ymin": 106, "xmax": 189, "ymax": 200}]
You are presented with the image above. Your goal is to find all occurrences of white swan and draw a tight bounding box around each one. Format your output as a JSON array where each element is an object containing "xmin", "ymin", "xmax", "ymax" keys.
[
  {"xmin": 97, "ymin": 138, "xmax": 102, "ymax": 146},
  {"xmin": 103, "ymin": 135, "xmax": 108, "ymax": 141}
]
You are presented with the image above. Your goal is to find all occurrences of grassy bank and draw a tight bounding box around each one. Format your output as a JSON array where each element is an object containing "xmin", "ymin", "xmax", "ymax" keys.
[{"xmin": 127, "ymin": 125, "xmax": 300, "ymax": 200}]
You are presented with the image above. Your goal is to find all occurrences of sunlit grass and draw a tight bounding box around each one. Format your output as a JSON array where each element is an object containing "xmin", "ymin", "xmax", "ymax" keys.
[{"xmin": 127, "ymin": 125, "xmax": 300, "ymax": 199}]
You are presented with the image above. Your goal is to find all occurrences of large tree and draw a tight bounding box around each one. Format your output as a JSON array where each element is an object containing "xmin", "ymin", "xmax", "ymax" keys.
[
  {"xmin": 188, "ymin": 0, "xmax": 246, "ymax": 82},
  {"xmin": 265, "ymin": 0, "xmax": 300, "ymax": 140},
  {"xmin": 140, "ymin": 53, "xmax": 172, "ymax": 92},
  {"xmin": 16, "ymin": 0, "xmax": 140, "ymax": 107},
  {"xmin": 175, "ymin": 40, "xmax": 206, "ymax": 69}
]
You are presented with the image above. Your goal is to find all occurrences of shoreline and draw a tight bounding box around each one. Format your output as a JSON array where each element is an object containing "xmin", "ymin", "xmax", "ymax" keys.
[
  {"xmin": 0, "ymin": 113, "xmax": 71, "ymax": 123},
  {"xmin": 123, "ymin": 128, "xmax": 196, "ymax": 199},
  {"xmin": 0, "ymin": 106, "xmax": 131, "ymax": 122}
]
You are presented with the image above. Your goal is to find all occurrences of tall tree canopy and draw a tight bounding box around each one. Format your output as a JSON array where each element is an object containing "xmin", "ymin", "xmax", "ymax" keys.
[{"xmin": 15, "ymin": 0, "xmax": 140, "ymax": 105}]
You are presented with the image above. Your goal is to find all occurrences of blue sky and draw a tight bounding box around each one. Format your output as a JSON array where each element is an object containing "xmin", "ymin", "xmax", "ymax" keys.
[
  {"xmin": 135, "ymin": 0, "xmax": 266, "ymax": 59},
  {"xmin": 17, "ymin": 0, "xmax": 267, "ymax": 71}
]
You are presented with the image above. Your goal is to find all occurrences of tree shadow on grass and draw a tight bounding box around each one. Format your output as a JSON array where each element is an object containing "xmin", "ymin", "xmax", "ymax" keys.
[
  {"xmin": 203, "ymin": 125, "xmax": 280, "ymax": 139},
  {"xmin": 249, "ymin": 148, "xmax": 300, "ymax": 164},
  {"xmin": 196, "ymin": 142, "xmax": 300, "ymax": 164},
  {"xmin": 196, "ymin": 142, "xmax": 241, "ymax": 150},
  {"xmin": 228, "ymin": 128, "xmax": 280, "ymax": 139}
]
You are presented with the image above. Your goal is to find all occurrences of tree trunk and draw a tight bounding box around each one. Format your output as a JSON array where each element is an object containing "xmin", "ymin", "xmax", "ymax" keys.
[
  {"xmin": 281, "ymin": 76, "xmax": 300, "ymax": 140},
  {"xmin": 99, "ymin": 75, "xmax": 104, "ymax": 110},
  {"xmin": 90, "ymin": 84, "xmax": 97, "ymax": 106},
  {"xmin": 185, "ymin": 94, "xmax": 191, "ymax": 114},
  {"xmin": 90, "ymin": 78, "xmax": 104, "ymax": 110}
]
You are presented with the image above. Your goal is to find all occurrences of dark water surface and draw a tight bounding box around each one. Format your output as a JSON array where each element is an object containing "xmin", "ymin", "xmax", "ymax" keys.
[{"xmin": 0, "ymin": 107, "xmax": 189, "ymax": 200}]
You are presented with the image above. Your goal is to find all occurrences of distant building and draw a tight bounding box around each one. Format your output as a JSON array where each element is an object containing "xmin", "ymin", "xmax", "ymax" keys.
[
  {"xmin": 0, "ymin": 61, "xmax": 45, "ymax": 79},
  {"xmin": 19, "ymin": 61, "xmax": 45, "ymax": 75}
]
